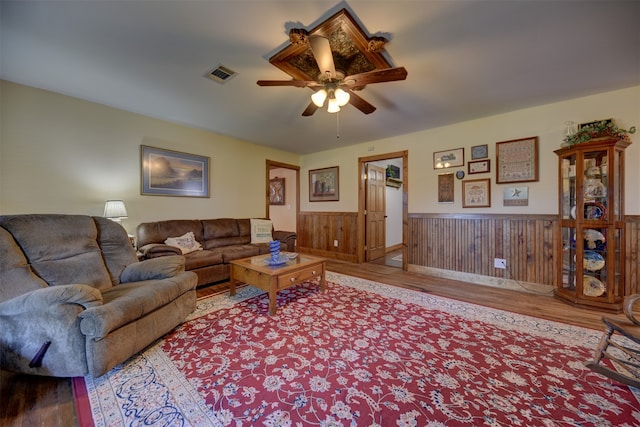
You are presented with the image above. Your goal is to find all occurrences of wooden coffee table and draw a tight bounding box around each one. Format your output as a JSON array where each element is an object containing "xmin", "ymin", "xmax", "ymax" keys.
[{"xmin": 229, "ymin": 253, "xmax": 326, "ymax": 315}]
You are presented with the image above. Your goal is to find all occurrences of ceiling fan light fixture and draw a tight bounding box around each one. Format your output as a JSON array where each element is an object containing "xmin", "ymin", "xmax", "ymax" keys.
[
  {"xmin": 327, "ymin": 97, "xmax": 341, "ymax": 113},
  {"xmin": 335, "ymin": 88, "xmax": 350, "ymax": 107},
  {"xmin": 311, "ymin": 89, "xmax": 327, "ymax": 107}
]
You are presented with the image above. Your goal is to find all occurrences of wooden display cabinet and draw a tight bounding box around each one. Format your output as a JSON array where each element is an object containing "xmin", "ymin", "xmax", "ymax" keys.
[{"xmin": 555, "ymin": 137, "xmax": 630, "ymax": 311}]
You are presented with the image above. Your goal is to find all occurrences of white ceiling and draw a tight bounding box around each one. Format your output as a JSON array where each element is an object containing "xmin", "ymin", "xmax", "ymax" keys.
[{"xmin": 2, "ymin": 0, "xmax": 639, "ymax": 154}]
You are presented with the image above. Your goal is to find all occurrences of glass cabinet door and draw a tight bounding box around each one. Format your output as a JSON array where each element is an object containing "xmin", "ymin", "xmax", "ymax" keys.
[
  {"xmin": 560, "ymin": 155, "xmax": 576, "ymax": 220},
  {"xmin": 582, "ymin": 149, "xmax": 608, "ymax": 222}
]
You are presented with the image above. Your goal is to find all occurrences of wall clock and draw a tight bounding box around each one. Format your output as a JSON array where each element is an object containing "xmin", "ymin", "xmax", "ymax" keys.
[{"xmin": 269, "ymin": 177, "xmax": 285, "ymax": 205}]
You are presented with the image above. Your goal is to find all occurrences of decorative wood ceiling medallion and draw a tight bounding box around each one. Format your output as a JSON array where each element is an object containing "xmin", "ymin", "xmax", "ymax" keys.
[
  {"xmin": 257, "ymin": 8, "xmax": 407, "ymax": 116},
  {"xmin": 269, "ymin": 9, "xmax": 393, "ymax": 86}
]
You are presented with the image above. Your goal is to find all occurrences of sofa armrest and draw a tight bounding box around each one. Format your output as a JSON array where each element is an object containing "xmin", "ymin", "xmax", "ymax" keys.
[
  {"xmin": 273, "ymin": 230, "xmax": 297, "ymax": 250},
  {"xmin": 0, "ymin": 284, "xmax": 102, "ymax": 315},
  {"xmin": 138, "ymin": 243, "xmax": 182, "ymax": 259},
  {"xmin": 120, "ymin": 255, "xmax": 186, "ymax": 283}
]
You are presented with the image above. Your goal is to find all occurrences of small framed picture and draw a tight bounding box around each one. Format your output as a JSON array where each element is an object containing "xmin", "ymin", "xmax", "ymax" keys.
[
  {"xmin": 468, "ymin": 159, "xmax": 490, "ymax": 174},
  {"xmin": 471, "ymin": 144, "xmax": 488, "ymax": 160},
  {"xmin": 438, "ymin": 173, "xmax": 454, "ymax": 203},
  {"xmin": 269, "ymin": 177, "xmax": 285, "ymax": 205},
  {"xmin": 433, "ymin": 148, "xmax": 464, "ymax": 169},
  {"xmin": 462, "ymin": 178, "xmax": 491, "ymax": 208},
  {"xmin": 309, "ymin": 166, "xmax": 339, "ymax": 202}
]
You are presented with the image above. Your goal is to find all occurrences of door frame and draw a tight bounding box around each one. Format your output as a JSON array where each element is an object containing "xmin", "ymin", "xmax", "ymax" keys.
[
  {"xmin": 266, "ymin": 160, "xmax": 300, "ymax": 234},
  {"xmin": 357, "ymin": 150, "xmax": 408, "ymax": 270}
]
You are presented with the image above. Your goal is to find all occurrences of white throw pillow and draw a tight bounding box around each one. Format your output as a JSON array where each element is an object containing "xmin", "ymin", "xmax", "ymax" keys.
[
  {"xmin": 250, "ymin": 218, "xmax": 273, "ymax": 244},
  {"xmin": 164, "ymin": 231, "xmax": 203, "ymax": 255}
]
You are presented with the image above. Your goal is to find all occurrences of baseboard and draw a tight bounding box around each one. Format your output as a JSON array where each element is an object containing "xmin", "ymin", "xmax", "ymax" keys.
[
  {"xmin": 385, "ymin": 243, "xmax": 403, "ymax": 253},
  {"xmin": 407, "ymin": 264, "xmax": 554, "ymax": 295},
  {"xmin": 298, "ymin": 247, "xmax": 358, "ymax": 263}
]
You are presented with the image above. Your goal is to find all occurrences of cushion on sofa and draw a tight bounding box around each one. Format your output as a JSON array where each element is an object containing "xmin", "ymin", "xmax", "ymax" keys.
[
  {"xmin": 120, "ymin": 255, "xmax": 186, "ymax": 283},
  {"xmin": 250, "ymin": 218, "xmax": 273, "ymax": 243},
  {"xmin": 221, "ymin": 245, "xmax": 260, "ymax": 263},
  {"xmin": 203, "ymin": 218, "xmax": 239, "ymax": 240},
  {"xmin": 164, "ymin": 231, "xmax": 203, "ymax": 254},
  {"xmin": 183, "ymin": 250, "xmax": 224, "ymax": 271},
  {"xmin": 136, "ymin": 219, "xmax": 203, "ymax": 249},
  {"xmin": 0, "ymin": 214, "xmax": 113, "ymax": 291},
  {"xmin": 0, "ymin": 227, "xmax": 48, "ymax": 301}
]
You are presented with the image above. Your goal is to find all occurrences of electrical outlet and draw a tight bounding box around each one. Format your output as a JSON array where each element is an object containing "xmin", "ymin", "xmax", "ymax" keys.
[
  {"xmin": 494, "ymin": 258, "xmax": 507, "ymax": 269},
  {"xmin": 334, "ymin": 239, "xmax": 339, "ymax": 247}
]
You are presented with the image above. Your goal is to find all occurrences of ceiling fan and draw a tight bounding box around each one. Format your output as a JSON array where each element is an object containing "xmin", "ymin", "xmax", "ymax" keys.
[{"xmin": 257, "ymin": 34, "xmax": 408, "ymax": 116}]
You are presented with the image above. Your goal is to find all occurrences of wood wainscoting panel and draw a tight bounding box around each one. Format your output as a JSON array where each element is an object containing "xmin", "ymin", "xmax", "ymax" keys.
[
  {"xmin": 408, "ymin": 213, "xmax": 557, "ymax": 286},
  {"xmin": 409, "ymin": 213, "xmax": 639, "ymax": 294},
  {"xmin": 298, "ymin": 211, "xmax": 358, "ymax": 262}
]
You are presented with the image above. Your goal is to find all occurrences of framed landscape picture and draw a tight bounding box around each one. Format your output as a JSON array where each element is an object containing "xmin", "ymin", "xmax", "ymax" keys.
[
  {"xmin": 309, "ymin": 166, "xmax": 339, "ymax": 202},
  {"xmin": 496, "ymin": 136, "xmax": 539, "ymax": 184},
  {"xmin": 141, "ymin": 145, "xmax": 210, "ymax": 197}
]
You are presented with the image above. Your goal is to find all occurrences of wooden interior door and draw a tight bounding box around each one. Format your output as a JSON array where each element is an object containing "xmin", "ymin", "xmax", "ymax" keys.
[{"xmin": 365, "ymin": 164, "xmax": 386, "ymax": 261}]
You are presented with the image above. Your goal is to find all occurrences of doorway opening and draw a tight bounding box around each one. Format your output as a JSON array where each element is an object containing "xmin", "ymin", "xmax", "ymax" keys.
[
  {"xmin": 357, "ymin": 151, "xmax": 408, "ymax": 270},
  {"xmin": 266, "ymin": 160, "xmax": 300, "ymax": 243}
]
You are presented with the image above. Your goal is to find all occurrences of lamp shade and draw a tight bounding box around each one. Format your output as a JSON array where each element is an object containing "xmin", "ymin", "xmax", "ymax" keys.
[
  {"xmin": 334, "ymin": 88, "xmax": 350, "ymax": 107},
  {"xmin": 311, "ymin": 89, "xmax": 327, "ymax": 107},
  {"xmin": 327, "ymin": 97, "xmax": 341, "ymax": 113},
  {"xmin": 103, "ymin": 200, "xmax": 128, "ymax": 220}
]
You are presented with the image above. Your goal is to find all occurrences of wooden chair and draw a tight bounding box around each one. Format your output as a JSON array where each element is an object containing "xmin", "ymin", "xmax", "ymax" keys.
[{"xmin": 585, "ymin": 294, "xmax": 640, "ymax": 388}]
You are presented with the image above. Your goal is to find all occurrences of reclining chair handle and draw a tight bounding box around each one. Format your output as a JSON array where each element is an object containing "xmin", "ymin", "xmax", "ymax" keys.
[{"xmin": 29, "ymin": 341, "xmax": 52, "ymax": 368}]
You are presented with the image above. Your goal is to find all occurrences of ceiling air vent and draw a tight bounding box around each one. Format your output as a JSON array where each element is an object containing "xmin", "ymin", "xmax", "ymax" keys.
[{"xmin": 206, "ymin": 64, "xmax": 238, "ymax": 84}]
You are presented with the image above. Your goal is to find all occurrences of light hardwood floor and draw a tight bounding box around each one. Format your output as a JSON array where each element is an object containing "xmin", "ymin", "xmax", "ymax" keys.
[{"xmin": 1, "ymin": 256, "xmax": 636, "ymax": 426}]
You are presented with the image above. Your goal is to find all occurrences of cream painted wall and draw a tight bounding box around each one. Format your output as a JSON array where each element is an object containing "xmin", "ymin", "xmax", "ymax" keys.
[
  {"xmin": 0, "ymin": 81, "xmax": 299, "ymax": 234},
  {"xmin": 300, "ymin": 86, "xmax": 640, "ymax": 214}
]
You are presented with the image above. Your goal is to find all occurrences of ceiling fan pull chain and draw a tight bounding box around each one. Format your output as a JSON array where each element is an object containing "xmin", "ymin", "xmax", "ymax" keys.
[{"xmin": 336, "ymin": 111, "xmax": 340, "ymax": 139}]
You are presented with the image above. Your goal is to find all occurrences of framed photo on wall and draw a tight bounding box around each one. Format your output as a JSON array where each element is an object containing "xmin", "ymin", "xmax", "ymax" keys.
[
  {"xmin": 438, "ymin": 173, "xmax": 454, "ymax": 203},
  {"xmin": 471, "ymin": 144, "xmax": 488, "ymax": 160},
  {"xmin": 433, "ymin": 148, "xmax": 464, "ymax": 169},
  {"xmin": 140, "ymin": 145, "xmax": 210, "ymax": 197},
  {"xmin": 496, "ymin": 136, "xmax": 539, "ymax": 184},
  {"xmin": 269, "ymin": 177, "xmax": 285, "ymax": 205},
  {"xmin": 309, "ymin": 166, "xmax": 339, "ymax": 202},
  {"xmin": 462, "ymin": 178, "xmax": 491, "ymax": 208},
  {"xmin": 468, "ymin": 159, "xmax": 490, "ymax": 174}
]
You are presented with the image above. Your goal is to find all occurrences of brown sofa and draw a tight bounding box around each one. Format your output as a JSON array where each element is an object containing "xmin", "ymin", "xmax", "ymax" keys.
[
  {"xmin": 0, "ymin": 214, "xmax": 198, "ymax": 378},
  {"xmin": 136, "ymin": 218, "xmax": 296, "ymax": 286}
]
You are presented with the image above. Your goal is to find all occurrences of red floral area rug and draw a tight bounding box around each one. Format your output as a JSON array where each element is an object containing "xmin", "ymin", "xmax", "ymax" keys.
[{"xmin": 78, "ymin": 272, "xmax": 640, "ymax": 426}]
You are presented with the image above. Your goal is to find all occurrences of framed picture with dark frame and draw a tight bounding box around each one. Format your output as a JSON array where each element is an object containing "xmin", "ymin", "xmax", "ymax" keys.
[
  {"xmin": 468, "ymin": 159, "xmax": 490, "ymax": 174},
  {"xmin": 309, "ymin": 166, "xmax": 339, "ymax": 202},
  {"xmin": 433, "ymin": 148, "xmax": 464, "ymax": 169},
  {"xmin": 462, "ymin": 178, "xmax": 491, "ymax": 208},
  {"xmin": 471, "ymin": 144, "xmax": 488, "ymax": 160},
  {"xmin": 140, "ymin": 145, "xmax": 210, "ymax": 197},
  {"xmin": 496, "ymin": 136, "xmax": 539, "ymax": 184},
  {"xmin": 438, "ymin": 173, "xmax": 454, "ymax": 203},
  {"xmin": 269, "ymin": 177, "xmax": 285, "ymax": 205}
]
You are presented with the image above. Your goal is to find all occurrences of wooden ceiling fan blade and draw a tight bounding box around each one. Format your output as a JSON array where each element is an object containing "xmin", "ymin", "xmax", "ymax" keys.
[
  {"xmin": 344, "ymin": 67, "xmax": 408, "ymax": 88},
  {"xmin": 257, "ymin": 80, "xmax": 316, "ymax": 87},
  {"xmin": 345, "ymin": 90, "xmax": 376, "ymax": 114},
  {"xmin": 302, "ymin": 101, "xmax": 319, "ymax": 116},
  {"xmin": 309, "ymin": 35, "xmax": 336, "ymax": 79}
]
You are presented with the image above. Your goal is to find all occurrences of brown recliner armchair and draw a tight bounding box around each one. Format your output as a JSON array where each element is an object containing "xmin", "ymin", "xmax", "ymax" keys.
[{"xmin": 0, "ymin": 214, "xmax": 198, "ymax": 378}]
